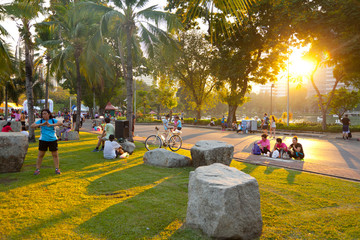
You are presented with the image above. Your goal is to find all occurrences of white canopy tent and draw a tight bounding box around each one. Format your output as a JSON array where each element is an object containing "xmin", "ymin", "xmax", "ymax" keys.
[{"xmin": 23, "ymin": 99, "xmax": 54, "ymax": 113}]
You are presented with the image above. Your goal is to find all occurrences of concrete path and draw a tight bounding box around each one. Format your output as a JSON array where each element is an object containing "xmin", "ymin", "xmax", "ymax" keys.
[{"xmin": 80, "ymin": 120, "xmax": 360, "ymax": 182}]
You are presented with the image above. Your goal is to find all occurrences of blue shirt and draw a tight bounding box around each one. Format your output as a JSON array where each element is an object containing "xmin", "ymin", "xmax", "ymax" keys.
[
  {"xmin": 36, "ymin": 118, "xmax": 58, "ymax": 141},
  {"xmin": 177, "ymin": 120, "xmax": 182, "ymax": 128},
  {"xmin": 162, "ymin": 119, "xmax": 169, "ymax": 130}
]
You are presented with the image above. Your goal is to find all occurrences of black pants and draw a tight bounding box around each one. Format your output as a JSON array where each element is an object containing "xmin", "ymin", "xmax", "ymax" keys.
[{"xmin": 261, "ymin": 147, "xmax": 270, "ymax": 154}]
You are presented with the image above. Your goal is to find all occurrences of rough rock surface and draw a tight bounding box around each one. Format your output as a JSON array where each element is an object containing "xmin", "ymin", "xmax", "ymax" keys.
[
  {"xmin": 143, "ymin": 148, "xmax": 191, "ymax": 168},
  {"xmin": 186, "ymin": 163, "xmax": 262, "ymax": 240},
  {"xmin": 56, "ymin": 127, "xmax": 79, "ymax": 140},
  {"xmin": 0, "ymin": 132, "xmax": 29, "ymax": 173},
  {"xmin": 0, "ymin": 120, "xmax": 21, "ymax": 132},
  {"xmin": 190, "ymin": 140, "xmax": 234, "ymax": 167},
  {"xmin": 120, "ymin": 141, "xmax": 136, "ymax": 155}
]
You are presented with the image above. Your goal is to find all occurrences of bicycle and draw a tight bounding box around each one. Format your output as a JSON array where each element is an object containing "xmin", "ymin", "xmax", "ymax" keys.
[{"xmin": 145, "ymin": 127, "xmax": 182, "ymax": 151}]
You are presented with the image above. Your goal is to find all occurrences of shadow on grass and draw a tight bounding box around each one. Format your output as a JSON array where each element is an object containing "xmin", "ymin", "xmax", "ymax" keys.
[{"xmin": 78, "ymin": 164, "xmax": 197, "ymax": 239}]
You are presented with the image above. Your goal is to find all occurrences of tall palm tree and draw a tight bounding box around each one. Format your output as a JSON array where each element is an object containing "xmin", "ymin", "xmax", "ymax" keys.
[
  {"xmin": 4, "ymin": 0, "xmax": 44, "ymax": 142},
  {"xmin": 87, "ymin": 0, "xmax": 181, "ymax": 141},
  {"xmin": 44, "ymin": 2, "xmax": 106, "ymax": 131}
]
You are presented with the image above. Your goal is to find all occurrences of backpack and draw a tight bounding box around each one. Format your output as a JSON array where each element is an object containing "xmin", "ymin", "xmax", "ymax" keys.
[{"xmin": 252, "ymin": 142, "xmax": 261, "ymax": 155}]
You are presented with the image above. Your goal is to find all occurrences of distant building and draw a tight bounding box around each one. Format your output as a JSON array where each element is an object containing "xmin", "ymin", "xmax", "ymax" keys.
[
  {"xmin": 307, "ymin": 66, "xmax": 352, "ymax": 97},
  {"xmin": 259, "ymin": 83, "xmax": 286, "ymax": 97}
]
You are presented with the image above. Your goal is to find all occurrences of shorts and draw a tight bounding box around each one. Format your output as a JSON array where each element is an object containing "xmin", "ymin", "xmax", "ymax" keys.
[
  {"xmin": 39, "ymin": 140, "xmax": 58, "ymax": 152},
  {"xmin": 177, "ymin": 127, "xmax": 182, "ymax": 130},
  {"xmin": 342, "ymin": 125, "xmax": 349, "ymax": 133},
  {"xmin": 262, "ymin": 125, "xmax": 268, "ymax": 130}
]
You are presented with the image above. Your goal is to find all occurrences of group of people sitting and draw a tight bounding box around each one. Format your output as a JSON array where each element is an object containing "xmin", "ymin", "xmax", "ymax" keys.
[{"xmin": 255, "ymin": 134, "xmax": 305, "ymax": 160}]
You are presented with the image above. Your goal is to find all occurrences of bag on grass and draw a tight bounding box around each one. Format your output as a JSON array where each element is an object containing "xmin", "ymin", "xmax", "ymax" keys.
[
  {"xmin": 272, "ymin": 150, "xmax": 280, "ymax": 158},
  {"xmin": 282, "ymin": 152, "xmax": 290, "ymax": 159},
  {"xmin": 252, "ymin": 142, "xmax": 261, "ymax": 155}
]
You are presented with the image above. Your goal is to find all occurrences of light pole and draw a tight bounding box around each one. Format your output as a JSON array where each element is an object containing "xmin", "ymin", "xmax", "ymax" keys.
[
  {"xmin": 287, "ymin": 49, "xmax": 290, "ymax": 126},
  {"xmin": 270, "ymin": 83, "xmax": 274, "ymax": 116}
]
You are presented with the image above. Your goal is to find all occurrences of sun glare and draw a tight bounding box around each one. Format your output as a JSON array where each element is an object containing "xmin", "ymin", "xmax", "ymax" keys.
[{"xmin": 288, "ymin": 46, "xmax": 316, "ymax": 77}]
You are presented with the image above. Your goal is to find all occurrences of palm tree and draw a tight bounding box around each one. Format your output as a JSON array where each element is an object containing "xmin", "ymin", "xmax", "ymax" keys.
[
  {"xmin": 88, "ymin": 0, "xmax": 181, "ymax": 141},
  {"xmin": 44, "ymin": 2, "xmax": 107, "ymax": 131},
  {"xmin": 4, "ymin": 0, "xmax": 44, "ymax": 142}
]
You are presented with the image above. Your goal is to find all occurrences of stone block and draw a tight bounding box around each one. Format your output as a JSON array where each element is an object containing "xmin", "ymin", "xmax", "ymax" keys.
[
  {"xmin": 143, "ymin": 148, "xmax": 191, "ymax": 168},
  {"xmin": 186, "ymin": 163, "xmax": 262, "ymax": 239},
  {"xmin": 0, "ymin": 132, "xmax": 29, "ymax": 173},
  {"xmin": 120, "ymin": 141, "xmax": 136, "ymax": 155},
  {"xmin": 190, "ymin": 140, "xmax": 234, "ymax": 167}
]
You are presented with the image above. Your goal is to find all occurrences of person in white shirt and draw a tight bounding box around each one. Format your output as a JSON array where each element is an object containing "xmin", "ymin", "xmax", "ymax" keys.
[
  {"xmin": 103, "ymin": 134, "xmax": 124, "ymax": 159},
  {"xmin": 20, "ymin": 126, "xmax": 29, "ymax": 137}
]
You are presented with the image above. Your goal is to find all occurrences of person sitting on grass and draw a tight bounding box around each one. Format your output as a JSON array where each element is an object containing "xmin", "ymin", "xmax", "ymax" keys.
[
  {"xmin": 273, "ymin": 138, "xmax": 288, "ymax": 158},
  {"xmin": 92, "ymin": 117, "xmax": 115, "ymax": 152},
  {"xmin": 288, "ymin": 136, "xmax": 305, "ymax": 160},
  {"xmin": 1, "ymin": 122, "xmax": 13, "ymax": 132},
  {"xmin": 58, "ymin": 117, "xmax": 72, "ymax": 141},
  {"xmin": 257, "ymin": 134, "xmax": 271, "ymax": 155},
  {"xmin": 20, "ymin": 126, "xmax": 29, "ymax": 137},
  {"xmin": 173, "ymin": 115, "xmax": 182, "ymax": 131},
  {"xmin": 103, "ymin": 134, "xmax": 127, "ymax": 159}
]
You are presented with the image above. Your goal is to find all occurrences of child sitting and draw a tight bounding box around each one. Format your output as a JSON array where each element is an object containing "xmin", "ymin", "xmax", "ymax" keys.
[
  {"xmin": 173, "ymin": 115, "xmax": 182, "ymax": 131},
  {"xmin": 257, "ymin": 134, "xmax": 271, "ymax": 155},
  {"xmin": 272, "ymin": 138, "xmax": 288, "ymax": 158},
  {"xmin": 103, "ymin": 135, "xmax": 128, "ymax": 159},
  {"xmin": 59, "ymin": 117, "xmax": 72, "ymax": 140}
]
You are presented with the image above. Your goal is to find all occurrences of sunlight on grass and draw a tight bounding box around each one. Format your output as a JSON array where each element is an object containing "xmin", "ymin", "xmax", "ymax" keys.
[
  {"xmin": 0, "ymin": 131, "xmax": 359, "ymax": 239},
  {"xmin": 149, "ymin": 219, "xmax": 184, "ymax": 240}
]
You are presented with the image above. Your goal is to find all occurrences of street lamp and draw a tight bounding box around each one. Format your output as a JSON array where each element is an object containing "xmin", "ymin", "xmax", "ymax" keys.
[{"xmin": 270, "ymin": 84, "xmax": 274, "ymax": 116}]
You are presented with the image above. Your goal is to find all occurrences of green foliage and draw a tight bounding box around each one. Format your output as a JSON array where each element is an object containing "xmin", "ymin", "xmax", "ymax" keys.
[{"xmin": 329, "ymin": 87, "xmax": 360, "ymax": 120}]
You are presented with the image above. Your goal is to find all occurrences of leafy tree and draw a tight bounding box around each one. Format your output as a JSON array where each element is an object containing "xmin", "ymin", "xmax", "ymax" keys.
[
  {"xmin": 329, "ymin": 88, "xmax": 360, "ymax": 121},
  {"xmin": 91, "ymin": 0, "xmax": 181, "ymax": 141},
  {"xmin": 4, "ymin": 0, "xmax": 44, "ymax": 142}
]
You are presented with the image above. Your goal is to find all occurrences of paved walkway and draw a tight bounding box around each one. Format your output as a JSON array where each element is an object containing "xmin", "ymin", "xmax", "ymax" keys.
[{"xmin": 80, "ymin": 120, "xmax": 360, "ymax": 182}]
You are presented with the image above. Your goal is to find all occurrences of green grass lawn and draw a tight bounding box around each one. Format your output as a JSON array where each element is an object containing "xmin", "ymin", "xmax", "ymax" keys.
[{"xmin": 0, "ymin": 132, "xmax": 359, "ymax": 239}]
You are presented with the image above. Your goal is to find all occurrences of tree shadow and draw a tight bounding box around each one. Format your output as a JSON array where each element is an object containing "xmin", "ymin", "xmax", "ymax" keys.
[{"xmin": 329, "ymin": 140, "xmax": 360, "ymax": 170}]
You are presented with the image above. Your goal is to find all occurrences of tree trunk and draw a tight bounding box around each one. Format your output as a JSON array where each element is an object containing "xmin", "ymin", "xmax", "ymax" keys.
[
  {"xmin": 24, "ymin": 22, "xmax": 35, "ymax": 142},
  {"xmin": 92, "ymin": 88, "xmax": 96, "ymax": 119},
  {"xmin": 5, "ymin": 84, "xmax": 8, "ymax": 120},
  {"xmin": 125, "ymin": 28, "xmax": 134, "ymax": 142},
  {"xmin": 74, "ymin": 53, "xmax": 82, "ymax": 132},
  {"xmin": 227, "ymin": 105, "xmax": 237, "ymax": 125},
  {"xmin": 157, "ymin": 105, "xmax": 161, "ymax": 120},
  {"xmin": 196, "ymin": 109, "xmax": 201, "ymax": 122},
  {"xmin": 45, "ymin": 54, "xmax": 50, "ymax": 109}
]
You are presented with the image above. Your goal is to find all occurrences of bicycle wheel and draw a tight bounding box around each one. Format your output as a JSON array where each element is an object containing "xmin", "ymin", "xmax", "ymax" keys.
[
  {"xmin": 169, "ymin": 135, "xmax": 182, "ymax": 151},
  {"xmin": 145, "ymin": 135, "xmax": 162, "ymax": 151}
]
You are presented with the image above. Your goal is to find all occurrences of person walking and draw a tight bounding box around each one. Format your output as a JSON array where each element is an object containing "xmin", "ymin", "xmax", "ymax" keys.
[
  {"xmin": 20, "ymin": 111, "xmax": 26, "ymax": 127},
  {"xmin": 180, "ymin": 111, "xmax": 184, "ymax": 121},
  {"xmin": 261, "ymin": 113, "xmax": 269, "ymax": 135},
  {"xmin": 31, "ymin": 109, "xmax": 63, "ymax": 175},
  {"xmin": 341, "ymin": 114, "xmax": 350, "ymax": 140},
  {"xmin": 269, "ymin": 115, "xmax": 276, "ymax": 139}
]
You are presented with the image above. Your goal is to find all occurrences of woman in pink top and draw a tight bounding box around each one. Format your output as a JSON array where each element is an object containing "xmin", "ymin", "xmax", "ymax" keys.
[
  {"xmin": 257, "ymin": 134, "xmax": 271, "ymax": 154},
  {"xmin": 273, "ymin": 138, "xmax": 288, "ymax": 157}
]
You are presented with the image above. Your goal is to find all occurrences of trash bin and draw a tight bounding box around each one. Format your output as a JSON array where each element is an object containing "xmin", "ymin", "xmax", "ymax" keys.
[{"xmin": 115, "ymin": 120, "xmax": 129, "ymax": 139}]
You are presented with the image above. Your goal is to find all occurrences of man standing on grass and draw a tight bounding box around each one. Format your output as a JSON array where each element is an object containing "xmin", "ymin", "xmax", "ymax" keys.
[{"xmin": 341, "ymin": 114, "xmax": 350, "ymax": 140}]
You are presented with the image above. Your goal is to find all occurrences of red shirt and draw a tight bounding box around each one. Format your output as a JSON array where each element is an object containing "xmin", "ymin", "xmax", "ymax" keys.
[{"xmin": 1, "ymin": 126, "xmax": 13, "ymax": 132}]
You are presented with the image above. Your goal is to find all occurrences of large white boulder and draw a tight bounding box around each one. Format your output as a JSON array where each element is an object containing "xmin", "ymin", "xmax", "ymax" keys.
[
  {"xmin": 186, "ymin": 163, "xmax": 262, "ymax": 240},
  {"xmin": 0, "ymin": 120, "xmax": 22, "ymax": 132},
  {"xmin": 120, "ymin": 141, "xmax": 136, "ymax": 155},
  {"xmin": 143, "ymin": 148, "xmax": 191, "ymax": 168},
  {"xmin": 0, "ymin": 132, "xmax": 29, "ymax": 173},
  {"xmin": 190, "ymin": 140, "xmax": 234, "ymax": 167}
]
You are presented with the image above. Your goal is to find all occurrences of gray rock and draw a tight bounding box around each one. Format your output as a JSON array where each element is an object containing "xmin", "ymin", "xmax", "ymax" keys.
[
  {"xmin": 0, "ymin": 120, "xmax": 22, "ymax": 132},
  {"xmin": 0, "ymin": 132, "xmax": 29, "ymax": 173},
  {"xmin": 186, "ymin": 163, "xmax": 262, "ymax": 240},
  {"xmin": 143, "ymin": 148, "xmax": 191, "ymax": 168},
  {"xmin": 190, "ymin": 140, "xmax": 234, "ymax": 167},
  {"xmin": 120, "ymin": 141, "xmax": 136, "ymax": 155},
  {"xmin": 56, "ymin": 127, "xmax": 79, "ymax": 140}
]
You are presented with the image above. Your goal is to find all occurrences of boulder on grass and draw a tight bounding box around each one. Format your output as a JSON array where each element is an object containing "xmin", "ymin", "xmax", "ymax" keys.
[
  {"xmin": 120, "ymin": 141, "xmax": 136, "ymax": 155},
  {"xmin": 143, "ymin": 148, "xmax": 191, "ymax": 168},
  {"xmin": 190, "ymin": 140, "xmax": 234, "ymax": 167},
  {"xmin": 0, "ymin": 132, "xmax": 29, "ymax": 173},
  {"xmin": 186, "ymin": 163, "xmax": 262, "ymax": 240}
]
